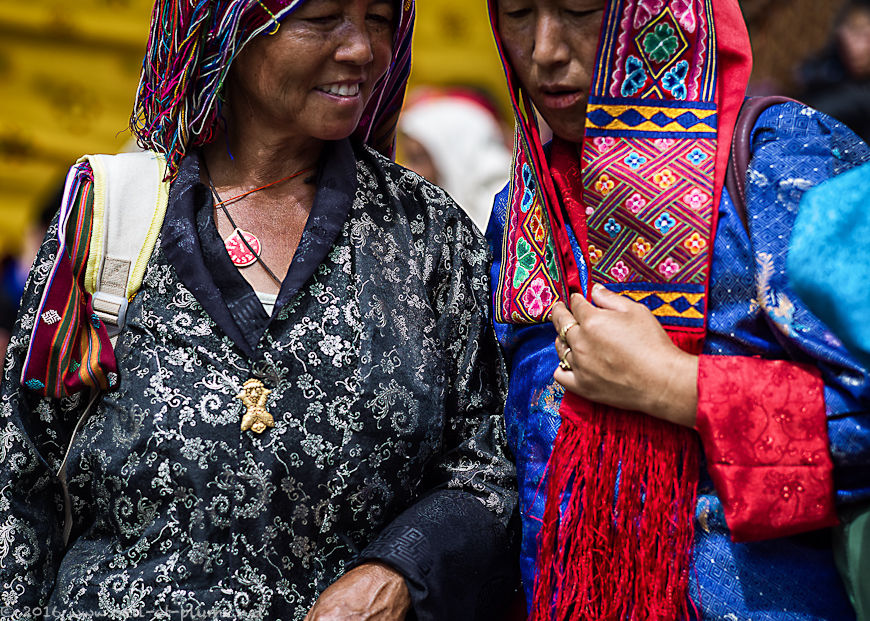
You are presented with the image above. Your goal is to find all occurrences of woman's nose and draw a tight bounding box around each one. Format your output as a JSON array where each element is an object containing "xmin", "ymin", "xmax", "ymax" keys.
[
  {"xmin": 531, "ymin": 15, "xmax": 570, "ymax": 69},
  {"xmin": 336, "ymin": 20, "xmax": 375, "ymax": 65}
]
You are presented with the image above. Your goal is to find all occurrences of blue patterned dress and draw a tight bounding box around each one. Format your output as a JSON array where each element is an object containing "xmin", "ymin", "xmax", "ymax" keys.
[{"xmin": 488, "ymin": 102, "xmax": 870, "ymax": 619}]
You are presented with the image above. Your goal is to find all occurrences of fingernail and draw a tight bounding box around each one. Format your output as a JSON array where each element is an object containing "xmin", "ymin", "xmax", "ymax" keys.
[
  {"xmin": 570, "ymin": 293, "xmax": 582, "ymax": 304},
  {"xmin": 592, "ymin": 283, "xmax": 605, "ymax": 294}
]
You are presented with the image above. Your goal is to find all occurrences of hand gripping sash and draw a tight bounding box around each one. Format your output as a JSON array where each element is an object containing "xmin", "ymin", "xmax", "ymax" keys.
[{"xmin": 489, "ymin": 0, "xmax": 752, "ymax": 618}]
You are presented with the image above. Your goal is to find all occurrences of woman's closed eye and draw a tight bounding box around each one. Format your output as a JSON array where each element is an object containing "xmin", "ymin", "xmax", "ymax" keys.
[
  {"xmin": 502, "ymin": 8, "xmax": 533, "ymax": 19},
  {"xmin": 563, "ymin": 8, "xmax": 599, "ymax": 18},
  {"xmin": 303, "ymin": 13, "xmax": 342, "ymax": 26},
  {"xmin": 366, "ymin": 10, "xmax": 394, "ymax": 27}
]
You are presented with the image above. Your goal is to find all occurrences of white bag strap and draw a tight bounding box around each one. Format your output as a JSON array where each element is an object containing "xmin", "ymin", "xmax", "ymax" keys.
[
  {"xmin": 80, "ymin": 151, "xmax": 170, "ymax": 340},
  {"xmin": 58, "ymin": 150, "xmax": 169, "ymax": 546}
]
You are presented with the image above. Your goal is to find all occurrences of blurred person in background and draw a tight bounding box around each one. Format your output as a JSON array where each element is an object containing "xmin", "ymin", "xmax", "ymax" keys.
[
  {"xmin": 398, "ymin": 88, "xmax": 513, "ymax": 231},
  {"xmin": 798, "ymin": 0, "xmax": 870, "ymax": 142},
  {"xmin": 0, "ymin": 189, "xmax": 59, "ymax": 361}
]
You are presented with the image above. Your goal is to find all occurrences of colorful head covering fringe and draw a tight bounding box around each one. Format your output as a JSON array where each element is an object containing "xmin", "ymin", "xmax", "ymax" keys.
[
  {"xmin": 23, "ymin": 0, "xmax": 415, "ymax": 399},
  {"xmin": 489, "ymin": 0, "xmax": 752, "ymax": 618},
  {"xmin": 132, "ymin": 0, "xmax": 415, "ymax": 178}
]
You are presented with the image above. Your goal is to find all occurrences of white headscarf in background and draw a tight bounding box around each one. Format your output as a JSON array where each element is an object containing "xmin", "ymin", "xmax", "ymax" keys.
[{"xmin": 399, "ymin": 92, "xmax": 512, "ymax": 231}]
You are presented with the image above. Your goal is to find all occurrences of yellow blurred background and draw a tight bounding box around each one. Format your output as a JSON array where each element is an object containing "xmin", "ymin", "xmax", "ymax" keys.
[
  {"xmin": 0, "ymin": 0, "xmax": 507, "ymax": 257},
  {"xmin": 0, "ymin": 0, "xmax": 844, "ymax": 256}
]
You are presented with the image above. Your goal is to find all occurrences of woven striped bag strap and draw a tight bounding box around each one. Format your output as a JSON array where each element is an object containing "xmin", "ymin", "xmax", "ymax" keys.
[
  {"xmin": 83, "ymin": 151, "xmax": 170, "ymax": 341},
  {"xmin": 48, "ymin": 151, "xmax": 168, "ymax": 546},
  {"xmin": 21, "ymin": 150, "xmax": 169, "ymax": 399}
]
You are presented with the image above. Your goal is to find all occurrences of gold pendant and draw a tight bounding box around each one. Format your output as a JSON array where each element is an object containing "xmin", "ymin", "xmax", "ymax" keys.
[{"xmin": 236, "ymin": 378, "xmax": 275, "ymax": 434}]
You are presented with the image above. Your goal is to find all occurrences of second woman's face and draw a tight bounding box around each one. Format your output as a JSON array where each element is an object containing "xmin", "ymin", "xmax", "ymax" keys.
[
  {"xmin": 227, "ymin": 0, "xmax": 395, "ymax": 142},
  {"xmin": 497, "ymin": 0, "xmax": 605, "ymax": 142}
]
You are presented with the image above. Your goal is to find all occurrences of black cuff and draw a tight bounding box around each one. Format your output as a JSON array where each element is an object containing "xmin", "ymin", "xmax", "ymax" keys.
[{"xmin": 355, "ymin": 490, "xmax": 519, "ymax": 621}]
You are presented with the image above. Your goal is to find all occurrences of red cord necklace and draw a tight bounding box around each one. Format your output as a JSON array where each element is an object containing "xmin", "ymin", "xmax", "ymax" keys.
[{"xmin": 205, "ymin": 163, "xmax": 315, "ymax": 280}]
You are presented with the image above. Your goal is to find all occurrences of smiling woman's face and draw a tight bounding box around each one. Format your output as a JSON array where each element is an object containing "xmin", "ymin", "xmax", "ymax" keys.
[
  {"xmin": 226, "ymin": 0, "xmax": 395, "ymax": 142},
  {"xmin": 496, "ymin": 0, "xmax": 605, "ymax": 142}
]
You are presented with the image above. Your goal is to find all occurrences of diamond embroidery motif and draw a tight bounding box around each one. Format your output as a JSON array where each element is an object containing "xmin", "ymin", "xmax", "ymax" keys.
[{"xmin": 42, "ymin": 310, "xmax": 61, "ymax": 325}]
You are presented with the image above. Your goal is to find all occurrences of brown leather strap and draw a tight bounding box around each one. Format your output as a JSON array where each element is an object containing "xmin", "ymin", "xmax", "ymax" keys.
[{"xmin": 725, "ymin": 95, "xmax": 796, "ymax": 231}]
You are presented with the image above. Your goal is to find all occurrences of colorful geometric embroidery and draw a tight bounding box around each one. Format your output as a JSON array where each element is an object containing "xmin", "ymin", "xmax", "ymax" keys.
[
  {"xmin": 582, "ymin": 136, "xmax": 716, "ymax": 301},
  {"xmin": 495, "ymin": 136, "xmax": 565, "ymax": 324},
  {"xmin": 24, "ymin": 378, "xmax": 45, "ymax": 391},
  {"xmin": 494, "ymin": 0, "xmax": 719, "ymax": 334},
  {"xmin": 41, "ymin": 310, "xmax": 61, "ymax": 325},
  {"xmin": 611, "ymin": 283, "xmax": 706, "ymax": 328},
  {"xmin": 586, "ymin": 100, "xmax": 717, "ymax": 136},
  {"xmin": 579, "ymin": 0, "xmax": 717, "ymax": 333}
]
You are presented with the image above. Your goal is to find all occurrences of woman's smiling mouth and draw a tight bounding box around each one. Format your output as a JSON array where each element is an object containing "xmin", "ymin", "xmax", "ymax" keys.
[{"xmin": 316, "ymin": 82, "xmax": 362, "ymax": 97}]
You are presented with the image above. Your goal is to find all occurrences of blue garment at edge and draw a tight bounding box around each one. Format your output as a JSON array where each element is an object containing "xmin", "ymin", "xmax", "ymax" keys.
[
  {"xmin": 789, "ymin": 160, "xmax": 870, "ymax": 368},
  {"xmin": 486, "ymin": 102, "xmax": 870, "ymax": 619}
]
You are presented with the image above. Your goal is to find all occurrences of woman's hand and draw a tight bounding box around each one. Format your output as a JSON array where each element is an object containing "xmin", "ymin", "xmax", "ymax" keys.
[
  {"xmin": 305, "ymin": 562, "xmax": 411, "ymax": 621},
  {"xmin": 550, "ymin": 284, "xmax": 699, "ymax": 428}
]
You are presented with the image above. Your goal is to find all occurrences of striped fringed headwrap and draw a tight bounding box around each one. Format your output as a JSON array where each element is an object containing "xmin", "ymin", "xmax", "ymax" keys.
[
  {"xmin": 131, "ymin": 0, "xmax": 415, "ymax": 178},
  {"xmin": 489, "ymin": 0, "xmax": 752, "ymax": 618}
]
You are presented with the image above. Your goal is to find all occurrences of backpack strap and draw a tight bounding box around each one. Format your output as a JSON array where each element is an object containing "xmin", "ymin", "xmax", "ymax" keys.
[
  {"xmin": 58, "ymin": 151, "xmax": 169, "ymax": 545},
  {"xmin": 725, "ymin": 96, "xmax": 796, "ymax": 231},
  {"xmin": 82, "ymin": 151, "xmax": 170, "ymax": 341}
]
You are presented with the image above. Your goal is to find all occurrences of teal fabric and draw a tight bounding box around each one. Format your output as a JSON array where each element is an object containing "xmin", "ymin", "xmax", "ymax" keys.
[
  {"xmin": 788, "ymin": 160, "xmax": 870, "ymax": 367},
  {"xmin": 834, "ymin": 504, "xmax": 870, "ymax": 621}
]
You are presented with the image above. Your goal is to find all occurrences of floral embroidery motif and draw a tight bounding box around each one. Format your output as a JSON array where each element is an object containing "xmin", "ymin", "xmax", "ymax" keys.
[
  {"xmin": 682, "ymin": 187, "xmax": 711, "ymax": 211},
  {"xmin": 653, "ymin": 168, "xmax": 677, "ymax": 189},
  {"xmin": 610, "ymin": 260, "xmax": 631, "ymax": 282},
  {"xmin": 521, "ymin": 164, "xmax": 537, "ymax": 213},
  {"xmin": 595, "ymin": 174, "xmax": 617, "ymax": 196},
  {"xmin": 624, "ymin": 151, "xmax": 648, "ymax": 169},
  {"xmin": 513, "ymin": 238, "xmax": 537, "ymax": 288},
  {"xmin": 594, "ymin": 136, "xmax": 618, "ymax": 153},
  {"xmin": 670, "ymin": 0, "xmax": 697, "ymax": 33},
  {"xmin": 658, "ymin": 257, "xmax": 681, "ymax": 279},
  {"xmin": 588, "ymin": 244, "xmax": 604, "ymax": 266},
  {"xmin": 529, "ymin": 208, "xmax": 547, "ymax": 243},
  {"xmin": 625, "ymin": 193, "xmax": 648, "ymax": 214},
  {"xmin": 686, "ymin": 148, "xmax": 708, "ymax": 165},
  {"xmin": 654, "ymin": 212, "xmax": 677, "ymax": 234},
  {"xmin": 683, "ymin": 232, "xmax": 707, "ymax": 255},
  {"xmin": 633, "ymin": 0, "xmax": 665, "ymax": 29},
  {"xmin": 662, "ymin": 60, "xmax": 689, "ymax": 100},
  {"xmin": 643, "ymin": 23, "xmax": 679, "ymax": 63},
  {"xmin": 621, "ymin": 56, "xmax": 649, "ymax": 97},
  {"xmin": 521, "ymin": 277, "xmax": 555, "ymax": 316},
  {"xmin": 632, "ymin": 236, "xmax": 652, "ymax": 258},
  {"xmin": 604, "ymin": 218, "xmax": 622, "ymax": 238},
  {"xmin": 654, "ymin": 138, "xmax": 676, "ymax": 151}
]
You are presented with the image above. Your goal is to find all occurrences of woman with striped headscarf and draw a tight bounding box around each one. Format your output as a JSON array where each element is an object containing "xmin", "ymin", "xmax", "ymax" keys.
[
  {"xmin": 486, "ymin": 0, "xmax": 870, "ymax": 618},
  {"xmin": 0, "ymin": 0, "xmax": 517, "ymax": 617}
]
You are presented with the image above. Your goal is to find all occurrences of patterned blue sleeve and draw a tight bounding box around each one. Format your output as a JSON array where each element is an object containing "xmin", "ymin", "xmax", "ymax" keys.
[{"xmin": 744, "ymin": 101, "xmax": 870, "ymax": 508}]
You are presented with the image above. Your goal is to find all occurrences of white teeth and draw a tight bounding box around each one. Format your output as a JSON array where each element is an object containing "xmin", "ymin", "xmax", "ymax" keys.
[{"xmin": 319, "ymin": 83, "xmax": 360, "ymax": 97}]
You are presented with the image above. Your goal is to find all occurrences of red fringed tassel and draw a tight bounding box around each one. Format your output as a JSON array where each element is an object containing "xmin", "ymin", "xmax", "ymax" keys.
[{"xmin": 531, "ymin": 391, "xmax": 700, "ymax": 620}]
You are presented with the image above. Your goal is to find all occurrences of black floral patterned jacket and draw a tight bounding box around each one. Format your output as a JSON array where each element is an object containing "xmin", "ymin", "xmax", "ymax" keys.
[{"xmin": 0, "ymin": 139, "xmax": 518, "ymax": 620}]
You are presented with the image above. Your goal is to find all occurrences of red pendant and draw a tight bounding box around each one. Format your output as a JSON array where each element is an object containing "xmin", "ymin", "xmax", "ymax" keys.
[{"xmin": 224, "ymin": 228, "xmax": 261, "ymax": 267}]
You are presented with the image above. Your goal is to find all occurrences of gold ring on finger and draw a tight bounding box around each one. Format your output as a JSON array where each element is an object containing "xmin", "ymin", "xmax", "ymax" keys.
[
  {"xmin": 559, "ymin": 319, "xmax": 579, "ymax": 343},
  {"xmin": 558, "ymin": 347, "xmax": 573, "ymax": 371}
]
